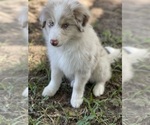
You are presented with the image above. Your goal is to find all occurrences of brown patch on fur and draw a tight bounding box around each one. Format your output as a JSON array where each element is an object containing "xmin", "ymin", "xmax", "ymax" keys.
[
  {"xmin": 82, "ymin": 15, "xmax": 89, "ymax": 26},
  {"xmin": 72, "ymin": 2, "xmax": 90, "ymax": 31},
  {"xmin": 42, "ymin": 21, "xmax": 46, "ymax": 28},
  {"xmin": 59, "ymin": 15, "xmax": 75, "ymax": 27}
]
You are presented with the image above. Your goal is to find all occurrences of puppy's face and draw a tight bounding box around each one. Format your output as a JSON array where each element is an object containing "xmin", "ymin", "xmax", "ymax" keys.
[{"xmin": 39, "ymin": 0, "xmax": 90, "ymax": 47}]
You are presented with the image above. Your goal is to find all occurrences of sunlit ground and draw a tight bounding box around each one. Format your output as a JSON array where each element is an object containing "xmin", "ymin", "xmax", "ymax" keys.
[{"xmin": 0, "ymin": 0, "xmax": 28, "ymax": 124}]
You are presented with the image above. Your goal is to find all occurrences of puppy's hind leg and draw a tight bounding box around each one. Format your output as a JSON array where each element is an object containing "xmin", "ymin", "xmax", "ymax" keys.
[
  {"xmin": 93, "ymin": 82, "xmax": 105, "ymax": 97},
  {"xmin": 42, "ymin": 67, "xmax": 63, "ymax": 97},
  {"xmin": 92, "ymin": 63, "xmax": 111, "ymax": 97}
]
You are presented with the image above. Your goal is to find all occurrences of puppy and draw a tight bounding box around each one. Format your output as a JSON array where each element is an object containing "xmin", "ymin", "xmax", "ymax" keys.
[
  {"xmin": 39, "ymin": 0, "xmax": 120, "ymax": 108},
  {"xmin": 18, "ymin": 7, "xmax": 28, "ymax": 97},
  {"xmin": 122, "ymin": 47, "xmax": 149, "ymax": 83}
]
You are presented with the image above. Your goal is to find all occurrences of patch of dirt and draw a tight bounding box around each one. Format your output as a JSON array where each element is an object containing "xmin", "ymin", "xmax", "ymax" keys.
[
  {"xmin": 29, "ymin": 45, "xmax": 46, "ymax": 70},
  {"xmin": 0, "ymin": 0, "xmax": 27, "ymax": 45}
]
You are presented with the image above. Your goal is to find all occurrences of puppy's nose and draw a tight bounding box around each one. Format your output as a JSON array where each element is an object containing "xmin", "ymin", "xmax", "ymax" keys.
[{"xmin": 51, "ymin": 39, "xmax": 58, "ymax": 46}]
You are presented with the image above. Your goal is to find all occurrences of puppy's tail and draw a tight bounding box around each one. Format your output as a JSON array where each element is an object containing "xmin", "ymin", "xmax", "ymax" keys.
[
  {"xmin": 123, "ymin": 47, "xmax": 149, "ymax": 63},
  {"xmin": 105, "ymin": 46, "xmax": 121, "ymax": 63}
]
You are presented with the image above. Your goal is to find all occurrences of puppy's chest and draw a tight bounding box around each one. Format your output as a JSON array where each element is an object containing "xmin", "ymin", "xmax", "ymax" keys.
[
  {"xmin": 54, "ymin": 50, "xmax": 89, "ymax": 78},
  {"xmin": 59, "ymin": 52, "xmax": 82, "ymax": 73}
]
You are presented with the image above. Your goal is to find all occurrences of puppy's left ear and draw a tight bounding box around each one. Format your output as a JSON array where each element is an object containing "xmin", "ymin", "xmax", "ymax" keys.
[{"xmin": 71, "ymin": 2, "xmax": 90, "ymax": 32}]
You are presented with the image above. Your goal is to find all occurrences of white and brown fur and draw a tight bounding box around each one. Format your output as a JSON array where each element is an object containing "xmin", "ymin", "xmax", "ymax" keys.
[{"xmin": 39, "ymin": 0, "xmax": 120, "ymax": 108}]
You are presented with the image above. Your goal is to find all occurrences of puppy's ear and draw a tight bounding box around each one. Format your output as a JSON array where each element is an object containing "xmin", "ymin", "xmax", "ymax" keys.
[
  {"xmin": 39, "ymin": 8, "xmax": 48, "ymax": 28},
  {"xmin": 71, "ymin": 2, "xmax": 90, "ymax": 32}
]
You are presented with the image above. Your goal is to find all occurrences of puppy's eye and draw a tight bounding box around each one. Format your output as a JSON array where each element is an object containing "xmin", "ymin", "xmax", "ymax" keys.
[
  {"xmin": 48, "ymin": 21, "xmax": 54, "ymax": 27},
  {"xmin": 62, "ymin": 23, "xmax": 69, "ymax": 29}
]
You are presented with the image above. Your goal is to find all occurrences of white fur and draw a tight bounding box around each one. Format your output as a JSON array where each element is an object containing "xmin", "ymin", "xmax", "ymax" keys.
[
  {"xmin": 40, "ymin": 0, "xmax": 119, "ymax": 108},
  {"xmin": 105, "ymin": 46, "xmax": 121, "ymax": 63},
  {"xmin": 54, "ymin": 5, "xmax": 65, "ymax": 22},
  {"xmin": 122, "ymin": 47, "xmax": 149, "ymax": 83}
]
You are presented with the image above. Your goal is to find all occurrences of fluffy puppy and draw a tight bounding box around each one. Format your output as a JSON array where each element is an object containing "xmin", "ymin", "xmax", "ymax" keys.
[
  {"xmin": 122, "ymin": 47, "xmax": 149, "ymax": 83},
  {"xmin": 39, "ymin": 0, "xmax": 120, "ymax": 108}
]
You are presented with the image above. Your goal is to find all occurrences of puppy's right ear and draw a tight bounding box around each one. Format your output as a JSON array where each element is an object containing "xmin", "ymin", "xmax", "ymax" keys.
[
  {"xmin": 71, "ymin": 1, "xmax": 90, "ymax": 32},
  {"xmin": 39, "ymin": 8, "xmax": 47, "ymax": 28}
]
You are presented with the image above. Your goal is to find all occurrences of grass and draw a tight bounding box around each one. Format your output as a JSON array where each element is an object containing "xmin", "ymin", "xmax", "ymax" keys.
[
  {"xmin": 123, "ymin": 30, "xmax": 150, "ymax": 46},
  {"xmin": 122, "ymin": 30, "xmax": 150, "ymax": 125},
  {"xmin": 28, "ymin": 30, "xmax": 122, "ymax": 125},
  {"xmin": 0, "ymin": 76, "xmax": 28, "ymax": 125},
  {"xmin": 0, "ymin": 47, "xmax": 28, "ymax": 125}
]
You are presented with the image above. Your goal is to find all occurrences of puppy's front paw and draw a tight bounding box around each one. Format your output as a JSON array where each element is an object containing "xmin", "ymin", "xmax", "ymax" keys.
[
  {"xmin": 93, "ymin": 84, "xmax": 105, "ymax": 97},
  {"xmin": 42, "ymin": 86, "xmax": 56, "ymax": 97},
  {"xmin": 71, "ymin": 97, "xmax": 83, "ymax": 108}
]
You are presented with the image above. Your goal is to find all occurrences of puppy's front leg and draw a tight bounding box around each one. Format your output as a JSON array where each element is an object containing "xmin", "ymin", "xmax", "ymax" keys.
[
  {"xmin": 71, "ymin": 72, "xmax": 90, "ymax": 108},
  {"xmin": 42, "ymin": 68, "xmax": 63, "ymax": 97}
]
